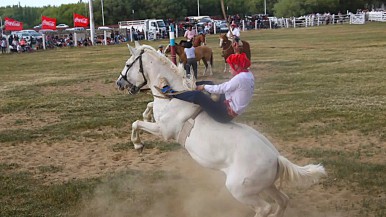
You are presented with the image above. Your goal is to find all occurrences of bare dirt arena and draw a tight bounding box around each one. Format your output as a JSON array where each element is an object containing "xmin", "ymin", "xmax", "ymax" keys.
[{"xmin": 1, "ymin": 117, "xmax": 383, "ymax": 217}]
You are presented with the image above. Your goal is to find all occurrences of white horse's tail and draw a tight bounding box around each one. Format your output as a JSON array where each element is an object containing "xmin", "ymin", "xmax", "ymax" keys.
[{"xmin": 277, "ymin": 155, "xmax": 326, "ymax": 188}]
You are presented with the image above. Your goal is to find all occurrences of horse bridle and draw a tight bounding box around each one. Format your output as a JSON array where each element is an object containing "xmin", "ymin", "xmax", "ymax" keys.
[
  {"xmin": 221, "ymin": 38, "xmax": 233, "ymax": 56},
  {"xmin": 120, "ymin": 49, "xmax": 147, "ymax": 94}
]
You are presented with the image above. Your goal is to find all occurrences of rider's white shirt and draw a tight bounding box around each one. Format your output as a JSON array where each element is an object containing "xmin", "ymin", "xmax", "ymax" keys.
[
  {"xmin": 227, "ymin": 27, "xmax": 241, "ymax": 38},
  {"xmin": 204, "ymin": 71, "xmax": 254, "ymax": 115}
]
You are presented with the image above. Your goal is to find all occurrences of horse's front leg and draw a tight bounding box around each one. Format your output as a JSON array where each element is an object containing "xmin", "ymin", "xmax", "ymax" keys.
[
  {"xmin": 131, "ymin": 120, "xmax": 161, "ymax": 151},
  {"xmin": 223, "ymin": 61, "xmax": 228, "ymax": 73},
  {"xmin": 142, "ymin": 102, "xmax": 154, "ymax": 122}
]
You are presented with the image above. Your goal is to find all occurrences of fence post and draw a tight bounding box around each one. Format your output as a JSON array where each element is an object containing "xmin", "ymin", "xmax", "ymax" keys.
[
  {"xmin": 242, "ymin": 20, "xmax": 245, "ymax": 31},
  {"xmin": 213, "ymin": 22, "xmax": 216, "ymax": 34},
  {"xmin": 317, "ymin": 17, "xmax": 320, "ymax": 26},
  {"xmin": 269, "ymin": 19, "xmax": 272, "ymax": 29},
  {"xmin": 74, "ymin": 32, "xmax": 77, "ymax": 47},
  {"xmin": 130, "ymin": 28, "xmax": 133, "ymax": 42},
  {"xmin": 293, "ymin": 17, "xmax": 296, "ymax": 28},
  {"xmin": 6, "ymin": 35, "xmax": 9, "ymax": 53},
  {"xmin": 305, "ymin": 16, "xmax": 308, "ymax": 28},
  {"xmin": 42, "ymin": 34, "xmax": 46, "ymax": 50},
  {"xmin": 176, "ymin": 24, "xmax": 179, "ymax": 37},
  {"xmin": 169, "ymin": 24, "xmax": 176, "ymax": 65}
]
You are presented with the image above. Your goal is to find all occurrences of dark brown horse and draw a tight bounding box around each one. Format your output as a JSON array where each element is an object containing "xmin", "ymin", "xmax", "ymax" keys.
[
  {"xmin": 164, "ymin": 44, "xmax": 213, "ymax": 76},
  {"xmin": 219, "ymin": 34, "xmax": 251, "ymax": 73}
]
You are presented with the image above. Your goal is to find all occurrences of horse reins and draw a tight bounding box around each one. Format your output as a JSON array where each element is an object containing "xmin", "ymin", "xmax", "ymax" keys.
[
  {"xmin": 120, "ymin": 48, "xmax": 189, "ymax": 99},
  {"xmin": 120, "ymin": 50, "xmax": 148, "ymax": 92}
]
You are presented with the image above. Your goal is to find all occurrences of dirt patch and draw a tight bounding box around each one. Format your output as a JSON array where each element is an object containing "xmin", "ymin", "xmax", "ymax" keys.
[
  {"xmin": 41, "ymin": 79, "xmax": 117, "ymax": 97},
  {"xmin": 1, "ymin": 128, "xmax": 383, "ymax": 216},
  {"xmin": 0, "ymin": 111, "xmax": 60, "ymax": 131}
]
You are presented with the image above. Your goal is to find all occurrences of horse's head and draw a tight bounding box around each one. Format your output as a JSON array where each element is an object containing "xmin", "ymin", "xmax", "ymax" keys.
[
  {"xmin": 116, "ymin": 42, "xmax": 147, "ymax": 95},
  {"xmin": 164, "ymin": 44, "xmax": 171, "ymax": 55},
  {"xmin": 116, "ymin": 42, "xmax": 191, "ymax": 96},
  {"xmin": 219, "ymin": 34, "xmax": 229, "ymax": 48}
]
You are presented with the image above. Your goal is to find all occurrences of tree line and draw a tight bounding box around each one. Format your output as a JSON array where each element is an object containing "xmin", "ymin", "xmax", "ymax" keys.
[{"xmin": 1, "ymin": 0, "xmax": 384, "ymax": 29}]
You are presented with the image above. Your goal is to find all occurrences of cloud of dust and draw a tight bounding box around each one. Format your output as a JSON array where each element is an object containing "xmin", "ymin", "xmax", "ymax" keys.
[{"xmin": 77, "ymin": 151, "xmax": 252, "ymax": 217}]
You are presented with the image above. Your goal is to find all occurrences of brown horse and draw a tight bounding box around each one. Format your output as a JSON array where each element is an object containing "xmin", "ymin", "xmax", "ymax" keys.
[
  {"xmin": 193, "ymin": 34, "xmax": 206, "ymax": 47},
  {"xmin": 164, "ymin": 44, "xmax": 213, "ymax": 76},
  {"xmin": 219, "ymin": 34, "xmax": 251, "ymax": 73}
]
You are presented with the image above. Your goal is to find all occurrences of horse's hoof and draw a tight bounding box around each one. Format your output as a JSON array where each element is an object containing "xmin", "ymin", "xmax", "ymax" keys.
[
  {"xmin": 134, "ymin": 144, "xmax": 144, "ymax": 153},
  {"xmin": 136, "ymin": 146, "xmax": 144, "ymax": 155}
]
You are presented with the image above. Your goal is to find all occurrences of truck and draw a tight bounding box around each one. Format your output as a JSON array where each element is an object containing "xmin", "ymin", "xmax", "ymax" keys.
[{"xmin": 118, "ymin": 19, "xmax": 167, "ymax": 40}]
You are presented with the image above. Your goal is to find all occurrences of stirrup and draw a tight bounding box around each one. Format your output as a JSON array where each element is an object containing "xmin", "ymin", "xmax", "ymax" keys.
[{"xmin": 154, "ymin": 85, "xmax": 179, "ymax": 98}]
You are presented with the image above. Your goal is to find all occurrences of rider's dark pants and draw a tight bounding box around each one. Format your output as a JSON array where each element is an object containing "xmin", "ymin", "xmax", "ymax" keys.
[
  {"xmin": 173, "ymin": 81, "xmax": 233, "ymax": 123},
  {"xmin": 185, "ymin": 58, "xmax": 198, "ymax": 79}
]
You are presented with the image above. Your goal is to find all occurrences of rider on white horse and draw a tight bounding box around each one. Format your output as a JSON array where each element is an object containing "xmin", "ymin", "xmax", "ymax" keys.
[{"xmin": 158, "ymin": 53, "xmax": 254, "ymax": 123}]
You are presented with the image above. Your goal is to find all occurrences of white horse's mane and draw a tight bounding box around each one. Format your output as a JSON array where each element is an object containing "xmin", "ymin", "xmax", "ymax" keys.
[{"xmin": 135, "ymin": 44, "xmax": 195, "ymax": 90}]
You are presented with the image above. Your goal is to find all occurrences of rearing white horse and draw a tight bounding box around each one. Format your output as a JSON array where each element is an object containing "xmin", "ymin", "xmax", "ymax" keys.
[{"xmin": 116, "ymin": 42, "xmax": 326, "ymax": 217}]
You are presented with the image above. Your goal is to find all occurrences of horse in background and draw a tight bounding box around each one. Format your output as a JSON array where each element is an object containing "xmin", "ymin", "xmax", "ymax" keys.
[
  {"xmin": 164, "ymin": 43, "xmax": 213, "ymax": 76},
  {"xmin": 193, "ymin": 34, "xmax": 206, "ymax": 47},
  {"xmin": 219, "ymin": 34, "xmax": 251, "ymax": 73}
]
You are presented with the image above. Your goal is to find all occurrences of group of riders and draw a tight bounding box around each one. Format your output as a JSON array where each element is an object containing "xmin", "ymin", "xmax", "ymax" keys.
[
  {"xmin": 157, "ymin": 21, "xmax": 252, "ymax": 124},
  {"xmin": 184, "ymin": 21, "xmax": 241, "ymax": 46}
]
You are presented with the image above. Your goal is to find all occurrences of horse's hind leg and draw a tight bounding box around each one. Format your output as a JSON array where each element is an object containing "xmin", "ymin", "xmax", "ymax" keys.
[
  {"xmin": 264, "ymin": 185, "xmax": 289, "ymax": 217},
  {"xmin": 202, "ymin": 59, "xmax": 208, "ymax": 76},
  {"xmin": 225, "ymin": 176, "xmax": 272, "ymax": 217}
]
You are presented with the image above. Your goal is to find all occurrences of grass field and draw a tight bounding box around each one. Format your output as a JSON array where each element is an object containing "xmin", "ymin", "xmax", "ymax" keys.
[{"xmin": 0, "ymin": 23, "xmax": 385, "ymax": 217}]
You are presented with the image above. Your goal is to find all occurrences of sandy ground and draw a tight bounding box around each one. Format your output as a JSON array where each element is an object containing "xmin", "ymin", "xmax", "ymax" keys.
[{"xmin": 1, "ymin": 123, "xmax": 384, "ymax": 217}]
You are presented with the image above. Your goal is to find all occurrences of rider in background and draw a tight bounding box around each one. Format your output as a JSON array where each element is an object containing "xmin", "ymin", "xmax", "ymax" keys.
[
  {"xmin": 226, "ymin": 22, "xmax": 242, "ymax": 53},
  {"xmin": 158, "ymin": 53, "xmax": 254, "ymax": 123},
  {"xmin": 156, "ymin": 45, "xmax": 165, "ymax": 55},
  {"xmin": 184, "ymin": 25, "xmax": 197, "ymax": 43}
]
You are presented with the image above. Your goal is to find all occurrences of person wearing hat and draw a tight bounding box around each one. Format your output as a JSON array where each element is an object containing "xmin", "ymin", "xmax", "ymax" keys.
[
  {"xmin": 227, "ymin": 22, "xmax": 242, "ymax": 52},
  {"xmin": 157, "ymin": 53, "xmax": 254, "ymax": 123},
  {"xmin": 157, "ymin": 45, "xmax": 165, "ymax": 55}
]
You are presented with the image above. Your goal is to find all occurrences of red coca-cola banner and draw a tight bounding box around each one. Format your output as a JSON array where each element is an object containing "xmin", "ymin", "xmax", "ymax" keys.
[
  {"xmin": 42, "ymin": 16, "xmax": 56, "ymax": 30},
  {"xmin": 73, "ymin": 13, "xmax": 89, "ymax": 27},
  {"xmin": 5, "ymin": 17, "xmax": 23, "ymax": 31}
]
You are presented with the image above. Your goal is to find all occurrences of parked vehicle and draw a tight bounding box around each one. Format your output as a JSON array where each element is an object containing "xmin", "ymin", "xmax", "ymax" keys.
[
  {"xmin": 118, "ymin": 19, "xmax": 166, "ymax": 39},
  {"xmin": 56, "ymin": 24, "xmax": 69, "ymax": 28},
  {"xmin": 65, "ymin": 27, "xmax": 85, "ymax": 31},
  {"xmin": 13, "ymin": 31, "xmax": 33, "ymax": 43},
  {"xmin": 98, "ymin": 26, "xmax": 112, "ymax": 30},
  {"xmin": 219, "ymin": 23, "xmax": 229, "ymax": 33},
  {"xmin": 20, "ymin": 30, "xmax": 43, "ymax": 40}
]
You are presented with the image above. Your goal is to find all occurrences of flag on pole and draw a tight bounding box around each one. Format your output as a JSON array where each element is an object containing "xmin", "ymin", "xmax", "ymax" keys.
[
  {"xmin": 42, "ymin": 16, "xmax": 57, "ymax": 30},
  {"xmin": 73, "ymin": 13, "xmax": 89, "ymax": 27},
  {"xmin": 5, "ymin": 17, "xmax": 23, "ymax": 31}
]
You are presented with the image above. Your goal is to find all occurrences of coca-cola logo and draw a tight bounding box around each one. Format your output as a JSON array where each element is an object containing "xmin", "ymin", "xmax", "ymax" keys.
[
  {"xmin": 42, "ymin": 20, "xmax": 55, "ymax": 27},
  {"xmin": 6, "ymin": 21, "xmax": 21, "ymax": 27},
  {"xmin": 74, "ymin": 17, "xmax": 88, "ymax": 24}
]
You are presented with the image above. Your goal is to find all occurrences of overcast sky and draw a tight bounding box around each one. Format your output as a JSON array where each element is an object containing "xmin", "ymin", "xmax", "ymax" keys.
[{"xmin": 0, "ymin": 0, "xmax": 84, "ymax": 7}]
